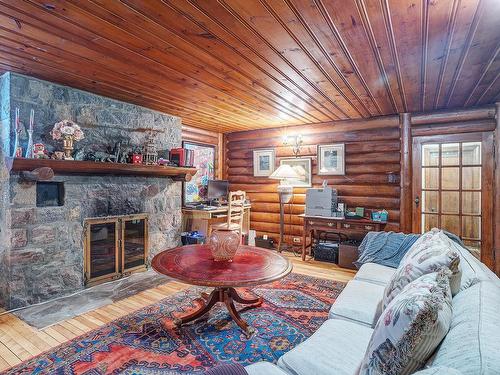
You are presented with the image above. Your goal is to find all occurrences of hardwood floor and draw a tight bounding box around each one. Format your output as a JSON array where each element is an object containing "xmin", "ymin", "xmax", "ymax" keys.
[{"xmin": 0, "ymin": 255, "xmax": 355, "ymax": 371}]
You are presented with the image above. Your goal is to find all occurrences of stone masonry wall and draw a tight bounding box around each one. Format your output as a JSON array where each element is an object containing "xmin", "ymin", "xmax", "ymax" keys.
[
  {"xmin": 0, "ymin": 73, "xmax": 11, "ymax": 307},
  {"xmin": 1, "ymin": 73, "xmax": 182, "ymax": 309}
]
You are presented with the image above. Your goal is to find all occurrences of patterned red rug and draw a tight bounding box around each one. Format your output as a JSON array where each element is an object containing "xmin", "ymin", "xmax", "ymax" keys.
[{"xmin": 6, "ymin": 273, "xmax": 345, "ymax": 374}]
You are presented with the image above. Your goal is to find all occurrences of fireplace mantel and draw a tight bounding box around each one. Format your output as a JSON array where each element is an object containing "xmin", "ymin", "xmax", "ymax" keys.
[{"xmin": 11, "ymin": 158, "xmax": 197, "ymax": 181}]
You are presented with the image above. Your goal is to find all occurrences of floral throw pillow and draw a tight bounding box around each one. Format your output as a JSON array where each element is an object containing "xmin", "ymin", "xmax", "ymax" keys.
[
  {"xmin": 400, "ymin": 228, "xmax": 441, "ymax": 265},
  {"xmin": 359, "ymin": 270, "xmax": 452, "ymax": 375},
  {"xmin": 383, "ymin": 231, "xmax": 461, "ymax": 308}
]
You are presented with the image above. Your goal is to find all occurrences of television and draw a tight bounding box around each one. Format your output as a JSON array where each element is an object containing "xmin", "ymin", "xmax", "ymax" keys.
[{"xmin": 207, "ymin": 180, "xmax": 229, "ymax": 201}]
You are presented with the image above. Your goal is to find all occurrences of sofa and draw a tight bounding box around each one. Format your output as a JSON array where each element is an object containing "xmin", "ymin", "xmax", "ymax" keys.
[{"xmin": 244, "ymin": 233, "xmax": 500, "ymax": 375}]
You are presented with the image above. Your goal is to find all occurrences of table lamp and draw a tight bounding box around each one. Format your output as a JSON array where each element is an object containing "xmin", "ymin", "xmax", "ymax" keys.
[{"xmin": 269, "ymin": 164, "xmax": 300, "ymax": 252}]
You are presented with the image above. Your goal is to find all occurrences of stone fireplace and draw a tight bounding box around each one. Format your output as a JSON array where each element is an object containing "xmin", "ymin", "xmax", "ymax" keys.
[{"xmin": 0, "ymin": 72, "xmax": 183, "ymax": 309}]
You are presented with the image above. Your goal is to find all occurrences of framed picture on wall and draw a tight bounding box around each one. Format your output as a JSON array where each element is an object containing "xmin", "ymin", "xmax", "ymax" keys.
[
  {"xmin": 183, "ymin": 141, "xmax": 216, "ymax": 204},
  {"xmin": 253, "ymin": 149, "xmax": 275, "ymax": 176},
  {"xmin": 280, "ymin": 157, "xmax": 312, "ymax": 187},
  {"xmin": 317, "ymin": 144, "xmax": 345, "ymax": 175}
]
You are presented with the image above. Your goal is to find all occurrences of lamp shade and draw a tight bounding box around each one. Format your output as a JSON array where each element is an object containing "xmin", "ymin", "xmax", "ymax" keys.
[{"xmin": 269, "ymin": 164, "xmax": 300, "ymax": 180}]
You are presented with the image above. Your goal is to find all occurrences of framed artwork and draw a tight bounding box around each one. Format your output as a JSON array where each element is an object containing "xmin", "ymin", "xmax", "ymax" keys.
[
  {"xmin": 183, "ymin": 142, "xmax": 215, "ymax": 204},
  {"xmin": 253, "ymin": 149, "xmax": 275, "ymax": 176},
  {"xmin": 317, "ymin": 144, "xmax": 345, "ymax": 175},
  {"xmin": 279, "ymin": 157, "xmax": 312, "ymax": 187}
]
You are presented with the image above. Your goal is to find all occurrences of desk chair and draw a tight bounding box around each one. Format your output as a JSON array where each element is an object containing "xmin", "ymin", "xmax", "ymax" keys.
[{"xmin": 208, "ymin": 191, "xmax": 246, "ymax": 242}]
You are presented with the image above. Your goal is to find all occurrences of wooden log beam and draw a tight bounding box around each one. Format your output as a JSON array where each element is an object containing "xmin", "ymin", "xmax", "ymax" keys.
[
  {"xmin": 411, "ymin": 106, "xmax": 496, "ymax": 125},
  {"xmin": 225, "ymin": 115, "xmax": 400, "ymax": 142},
  {"xmin": 411, "ymin": 119, "xmax": 496, "ymax": 137},
  {"xmin": 400, "ymin": 113, "xmax": 412, "ymax": 233},
  {"xmin": 495, "ymin": 103, "xmax": 500, "ymax": 275}
]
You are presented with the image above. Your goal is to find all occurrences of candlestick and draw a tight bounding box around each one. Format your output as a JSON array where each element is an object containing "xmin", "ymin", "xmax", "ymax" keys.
[
  {"xmin": 25, "ymin": 109, "xmax": 34, "ymax": 158},
  {"xmin": 29, "ymin": 109, "xmax": 34, "ymax": 131},
  {"xmin": 12, "ymin": 107, "xmax": 20, "ymax": 158}
]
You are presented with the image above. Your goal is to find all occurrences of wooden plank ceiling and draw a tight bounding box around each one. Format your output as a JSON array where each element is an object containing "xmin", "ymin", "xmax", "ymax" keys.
[{"xmin": 0, "ymin": 0, "xmax": 498, "ymax": 133}]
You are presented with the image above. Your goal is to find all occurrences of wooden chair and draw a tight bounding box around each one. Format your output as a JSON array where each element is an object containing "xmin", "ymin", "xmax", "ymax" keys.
[{"xmin": 208, "ymin": 191, "xmax": 246, "ymax": 241}]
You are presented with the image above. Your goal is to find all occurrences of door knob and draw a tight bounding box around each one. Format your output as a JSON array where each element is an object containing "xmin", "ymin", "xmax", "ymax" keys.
[{"xmin": 415, "ymin": 196, "xmax": 420, "ymax": 207}]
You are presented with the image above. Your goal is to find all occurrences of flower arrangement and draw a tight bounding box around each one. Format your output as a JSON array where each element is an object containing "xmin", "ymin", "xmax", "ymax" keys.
[
  {"xmin": 51, "ymin": 120, "xmax": 84, "ymax": 160},
  {"xmin": 51, "ymin": 120, "xmax": 85, "ymax": 141}
]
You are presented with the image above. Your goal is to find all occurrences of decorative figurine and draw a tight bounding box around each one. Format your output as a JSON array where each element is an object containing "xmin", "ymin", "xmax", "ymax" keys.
[
  {"xmin": 51, "ymin": 119, "xmax": 85, "ymax": 160},
  {"xmin": 15, "ymin": 146, "xmax": 23, "ymax": 158},
  {"xmin": 33, "ymin": 143, "xmax": 48, "ymax": 159},
  {"xmin": 12, "ymin": 107, "xmax": 22, "ymax": 158},
  {"xmin": 25, "ymin": 109, "xmax": 35, "ymax": 158},
  {"xmin": 132, "ymin": 153, "xmax": 143, "ymax": 164},
  {"xmin": 52, "ymin": 151, "xmax": 64, "ymax": 160},
  {"xmin": 142, "ymin": 131, "xmax": 158, "ymax": 165}
]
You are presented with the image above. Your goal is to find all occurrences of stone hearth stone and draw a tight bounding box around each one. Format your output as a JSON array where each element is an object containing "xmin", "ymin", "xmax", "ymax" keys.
[{"xmin": 13, "ymin": 270, "xmax": 172, "ymax": 329}]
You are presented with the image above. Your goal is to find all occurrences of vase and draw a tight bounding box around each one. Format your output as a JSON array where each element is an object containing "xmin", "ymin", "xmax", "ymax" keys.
[
  {"xmin": 63, "ymin": 136, "xmax": 74, "ymax": 160},
  {"xmin": 208, "ymin": 229, "xmax": 240, "ymax": 262}
]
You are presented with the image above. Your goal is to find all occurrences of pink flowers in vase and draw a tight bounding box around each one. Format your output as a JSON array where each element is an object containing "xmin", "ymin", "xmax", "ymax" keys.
[
  {"xmin": 51, "ymin": 120, "xmax": 85, "ymax": 160},
  {"xmin": 51, "ymin": 120, "xmax": 85, "ymax": 141}
]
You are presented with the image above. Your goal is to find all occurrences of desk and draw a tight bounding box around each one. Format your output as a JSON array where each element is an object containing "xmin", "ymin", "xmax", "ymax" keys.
[
  {"xmin": 299, "ymin": 214, "xmax": 386, "ymax": 261},
  {"xmin": 182, "ymin": 204, "xmax": 251, "ymax": 236}
]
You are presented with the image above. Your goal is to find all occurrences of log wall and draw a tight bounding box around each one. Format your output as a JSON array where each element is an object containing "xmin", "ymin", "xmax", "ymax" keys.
[{"xmin": 225, "ymin": 116, "xmax": 402, "ymax": 245}]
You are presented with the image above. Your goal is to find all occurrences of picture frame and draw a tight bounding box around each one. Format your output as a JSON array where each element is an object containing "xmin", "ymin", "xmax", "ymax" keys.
[
  {"xmin": 182, "ymin": 141, "xmax": 216, "ymax": 204},
  {"xmin": 253, "ymin": 149, "xmax": 275, "ymax": 177},
  {"xmin": 317, "ymin": 143, "xmax": 345, "ymax": 175},
  {"xmin": 279, "ymin": 157, "xmax": 312, "ymax": 187}
]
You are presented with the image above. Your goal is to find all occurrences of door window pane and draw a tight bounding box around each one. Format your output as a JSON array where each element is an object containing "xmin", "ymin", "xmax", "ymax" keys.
[
  {"xmin": 463, "ymin": 240, "xmax": 481, "ymax": 259},
  {"xmin": 441, "ymin": 191, "xmax": 459, "ymax": 214},
  {"xmin": 422, "ymin": 168, "xmax": 439, "ymax": 189},
  {"xmin": 462, "ymin": 167, "xmax": 481, "ymax": 190},
  {"xmin": 441, "ymin": 215, "xmax": 460, "ymax": 236},
  {"xmin": 422, "ymin": 191, "xmax": 439, "ymax": 213},
  {"xmin": 422, "ymin": 144, "xmax": 439, "ymax": 166},
  {"xmin": 422, "ymin": 214, "xmax": 439, "ymax": 232},
  {"xmin": 441, "ymin": 143, "xmax": 459, "ymax": 166},
  {"xmin": 442, "ymin": 167, "xmax": 459, "ymax": 190},
  {"xmin": 462, "ymin": 142, "xmax": 481, "ymax": 165},
  {"xmin": 462, "ymin": 216, "xmax": 481, "ymax": 240},
  {"xmin": 462, "ymin": 192, "xmax": 481, "ymax": 215}
]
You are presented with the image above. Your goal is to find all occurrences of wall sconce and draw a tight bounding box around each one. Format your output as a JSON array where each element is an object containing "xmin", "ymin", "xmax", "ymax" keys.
[{"xmin": 283, "ymin": 134, "xmax": 303, "ymax": 157}]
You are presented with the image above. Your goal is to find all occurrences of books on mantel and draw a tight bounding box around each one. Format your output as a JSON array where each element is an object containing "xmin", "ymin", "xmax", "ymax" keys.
[{"xmin": 170, "ymin": 148, "xmax": 194, "ymax": 167}]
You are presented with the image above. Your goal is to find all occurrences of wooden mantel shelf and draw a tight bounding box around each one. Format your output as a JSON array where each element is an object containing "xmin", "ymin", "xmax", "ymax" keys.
[{"xmin": 10, "ymin": 158, "xmax": 197, "ymax": 181}]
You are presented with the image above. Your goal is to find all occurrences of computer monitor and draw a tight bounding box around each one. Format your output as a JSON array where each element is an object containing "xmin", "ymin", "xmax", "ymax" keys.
[{"xmin": 207, "ymin": 180, "xmax": 229, "ymax": 201}]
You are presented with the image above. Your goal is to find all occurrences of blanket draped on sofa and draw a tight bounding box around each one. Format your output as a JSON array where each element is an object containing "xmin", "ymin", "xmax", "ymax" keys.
[
  {"xmin": 355, "ymin": 230, "xmax": 471, "ymax": 269},
  {"xmin": 354, "ymin": 231, "xmax": 420, "ymax": 268}
]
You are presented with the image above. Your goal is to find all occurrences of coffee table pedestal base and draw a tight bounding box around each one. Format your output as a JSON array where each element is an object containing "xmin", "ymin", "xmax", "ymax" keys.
[{"xmin": 174, "ymin": 287, "xmax": 263, "ymax": 338}]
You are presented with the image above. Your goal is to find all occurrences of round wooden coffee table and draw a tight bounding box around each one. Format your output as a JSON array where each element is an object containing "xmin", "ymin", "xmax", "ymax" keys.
[{"xmin": 151, "ymin": 244, "xmax": 292, "ymax": 337}]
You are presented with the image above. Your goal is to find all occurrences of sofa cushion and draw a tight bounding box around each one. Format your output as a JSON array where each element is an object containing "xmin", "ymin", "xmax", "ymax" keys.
[
  {"xmin": 354, "ymin": 262, "xmax": 396, "ymax": 286},
  {"xmin": 429, "ymin": 281, "xmax": 500, "ymax": 375},
  {"xmin": 277, "ymin": 319, "xmax": 373, "ymax": 375},
  {"xmin": 383, "ymin": 233, "xmax": 460, "ymax": 308},
  {"xmin": 245, "ymin": 362, "xmax": 289, "ymax": 375},
  {"xmin": 448, "ymin": 239, "xmax": 497, "ymax": 290},
  {"xmin": 359, "ymin": 270, "xmax": 452, "ymax": 375},
  {"xmin": 329, "ymin": 280, "xmax": 384, "ymax": 327}
]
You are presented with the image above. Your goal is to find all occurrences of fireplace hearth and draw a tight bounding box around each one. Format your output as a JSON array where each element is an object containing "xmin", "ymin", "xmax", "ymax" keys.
[{"xmin": 84, "ymin": 214, "xmax": 148, "ymax": 286}]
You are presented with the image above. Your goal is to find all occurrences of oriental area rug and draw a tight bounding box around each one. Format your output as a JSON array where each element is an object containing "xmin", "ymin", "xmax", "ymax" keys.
[{"xmin": 6, "ymin": 274, "xmax": 345, "ymax": 375}]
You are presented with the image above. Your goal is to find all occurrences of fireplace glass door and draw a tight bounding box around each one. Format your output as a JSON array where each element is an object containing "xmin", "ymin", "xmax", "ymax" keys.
[
  {"xmin": 88, "ymin": 221, "xmax": 119, "ymax": 280},
  {"xmin": 84, "ymin": 214, "xmax": 148, "ymax": 285},
  {"xmin": 122, "ymin": 217, "xmax": 147, "ymax": 271}
]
